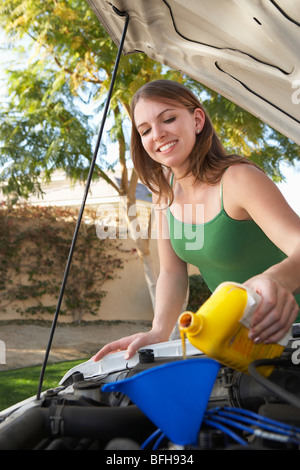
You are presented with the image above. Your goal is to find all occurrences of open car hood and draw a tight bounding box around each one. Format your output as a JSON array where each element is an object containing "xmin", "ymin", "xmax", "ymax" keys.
[{"xmin": 86, "ymin": 0, "xmax": 300, "ymax": 145}]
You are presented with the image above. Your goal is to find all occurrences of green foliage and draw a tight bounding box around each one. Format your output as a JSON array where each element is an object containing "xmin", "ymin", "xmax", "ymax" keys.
[
  {"xmin": 0, "ymin": 0, "xmax": 299, "ymax": 202},
  {"xmin": 0, "ymin": 67, "xmax": 94, "ymax": 201},
  {"xmin": 0, "ymin": 203, "xmax": 123, "ymax": 322},
  {"xmin": 187, "ymin": 274, "xmax": 211, "ymax": 311},
  {"xmin": 0, "ymin": 0, "xmax": 183, "ymax": 199},
  {"xmin": 187, "ymin": 81, "xmax": 300, "ymax": 180}
]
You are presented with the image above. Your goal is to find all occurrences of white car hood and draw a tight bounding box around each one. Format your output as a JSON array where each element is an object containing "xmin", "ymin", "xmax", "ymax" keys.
[{"xmin": 86, "ymin": 0, "xmax": 300, "ymax": 145}]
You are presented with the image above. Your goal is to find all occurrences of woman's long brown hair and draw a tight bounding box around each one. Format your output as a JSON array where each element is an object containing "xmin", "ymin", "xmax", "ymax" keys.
[{"xmin": 130, "ymin": 80, "xmax": 260, "ymax": 204}]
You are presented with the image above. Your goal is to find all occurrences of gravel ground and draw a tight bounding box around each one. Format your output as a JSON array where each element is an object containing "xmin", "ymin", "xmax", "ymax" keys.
[{"xmin": 0, "ymin": 320, "xmax": 151, "ymax": 371}]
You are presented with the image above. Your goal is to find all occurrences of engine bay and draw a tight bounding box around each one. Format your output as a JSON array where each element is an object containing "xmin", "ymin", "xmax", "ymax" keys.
[{"xmin": 1, "ymin": 329, "xmax": 300, "ymax": 451}]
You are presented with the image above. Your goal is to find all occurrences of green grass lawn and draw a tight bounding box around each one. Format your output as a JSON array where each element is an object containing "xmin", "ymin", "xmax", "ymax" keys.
[{"xmin": 0, "ymin": 359, "xmax": 86, "ymax": 412}]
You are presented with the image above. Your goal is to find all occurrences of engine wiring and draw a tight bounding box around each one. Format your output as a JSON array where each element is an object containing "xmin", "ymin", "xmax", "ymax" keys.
[
  {"xmin": 140, "ymin": 406, "xmax": 300, "ymax": 450},
  {"xmin": 204, "ymin": 407, "xmax": 300, "ymax": 447}
]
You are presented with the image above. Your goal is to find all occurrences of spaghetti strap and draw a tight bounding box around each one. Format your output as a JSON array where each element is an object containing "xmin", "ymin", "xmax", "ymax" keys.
[
  {"xmin": 220, "ymin": 176, "xmax": 225, "ymax": 211},
  {"xmin": 220, "ymin": 168, "xmax": 229, "ymax": 211},
  {"xmin": 167, "ymin": 173, "xmax": 174, "ymax": 206}
]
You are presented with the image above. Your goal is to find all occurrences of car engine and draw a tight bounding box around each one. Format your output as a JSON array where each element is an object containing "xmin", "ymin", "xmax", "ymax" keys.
[{"xmin": 1, "ymin": 327, "xmax": 300, "ymax": 451}]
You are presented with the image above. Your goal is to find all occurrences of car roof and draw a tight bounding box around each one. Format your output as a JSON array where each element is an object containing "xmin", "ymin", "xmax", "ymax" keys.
[{"xmin": 86, "ymin": 0, "xmax": 300, "ymax": 144}]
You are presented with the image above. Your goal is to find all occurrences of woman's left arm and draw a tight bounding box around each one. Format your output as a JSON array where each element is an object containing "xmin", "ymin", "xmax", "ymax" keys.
[{"xmin": 228, "ymin": 164, "xmax": 300, "ymax": 344}]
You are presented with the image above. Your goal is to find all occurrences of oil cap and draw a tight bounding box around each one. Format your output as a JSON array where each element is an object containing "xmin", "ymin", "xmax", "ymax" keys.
[{"xmin": 138, "ymin": 348, "xmax": 154, "ymax": 363}]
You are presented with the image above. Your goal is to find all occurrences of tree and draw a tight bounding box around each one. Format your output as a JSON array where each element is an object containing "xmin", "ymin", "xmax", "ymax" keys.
[
  {"xmin": 0, "ymin": 0, "xmax": 186, "ymax": 310},
  {"xmin": 185, "ymin": 78, "xmax": 300, "ymax": 181},
  {"xmin": 0, "ymin": 0, "xmax": 299, "ymax": 312},
  {"xmin": 0, "ymin": 203, "xmax": 123, "ymax": 323}
]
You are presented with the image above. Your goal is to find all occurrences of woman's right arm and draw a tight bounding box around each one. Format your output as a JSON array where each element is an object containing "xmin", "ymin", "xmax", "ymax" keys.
[{"xmin": 93, "ymin": 197, "xmax": 189, "ymax": 361}]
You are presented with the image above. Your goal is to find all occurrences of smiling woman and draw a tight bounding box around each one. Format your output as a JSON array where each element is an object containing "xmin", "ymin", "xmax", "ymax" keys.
[
  {"xmin": 130, "ymin": 80, "xmax": 256, "ymax": 206},
  {"xmin": 92, "ymin": 79, "xmax": 300, "ymax": 364},
  {"xmin": 134, "ymin": 100, "xmax": 204, "ymax": 176}
]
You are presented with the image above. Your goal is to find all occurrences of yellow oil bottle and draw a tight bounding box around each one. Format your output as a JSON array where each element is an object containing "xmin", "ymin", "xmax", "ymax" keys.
[{"xmin": 178, "ymin": 282, "xmax": 289, "ymax": 376}]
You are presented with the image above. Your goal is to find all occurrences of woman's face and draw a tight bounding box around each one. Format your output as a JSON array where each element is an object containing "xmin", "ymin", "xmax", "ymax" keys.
[{"xmin": 134, "ymin": 98, "xmax": 204, "ymax": 174}]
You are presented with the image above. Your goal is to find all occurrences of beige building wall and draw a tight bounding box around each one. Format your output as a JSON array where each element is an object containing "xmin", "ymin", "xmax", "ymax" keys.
[
  {"xmin": 98, "ymin": 238, "xmax": 159, "ymax": 322},
  {"xmin": 96, "ymin": 237, "xmax": 198, "ymax": 323},
  {"xmin": 0, "ymin": 170, "xmax": 198, "ymax": 324}
]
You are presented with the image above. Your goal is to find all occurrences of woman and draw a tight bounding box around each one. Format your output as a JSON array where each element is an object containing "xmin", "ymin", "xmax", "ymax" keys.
[{"xmin": 93, "ymin": 80, "xmax": 300, "ymax": 362}]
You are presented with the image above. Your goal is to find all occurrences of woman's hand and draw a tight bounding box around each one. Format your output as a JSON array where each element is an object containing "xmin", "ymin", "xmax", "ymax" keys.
[
  {"xmin": 92, "ymin": 329, "xmax": 168, "ymax": 362},
  {"xmin": 244, "ymin": 276, "xmax": 299, "ymax": 344}
]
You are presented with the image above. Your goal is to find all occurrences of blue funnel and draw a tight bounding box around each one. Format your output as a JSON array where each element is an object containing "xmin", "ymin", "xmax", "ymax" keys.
[{"xmin": 102, "ymin": 358, "xmax": 220, "ymax": 445}]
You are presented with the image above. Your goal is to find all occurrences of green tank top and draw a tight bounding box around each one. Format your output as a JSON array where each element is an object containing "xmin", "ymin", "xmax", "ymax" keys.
[{"xmin": 167, "ymin": 174, "xmax": 300, "ymax": 311}]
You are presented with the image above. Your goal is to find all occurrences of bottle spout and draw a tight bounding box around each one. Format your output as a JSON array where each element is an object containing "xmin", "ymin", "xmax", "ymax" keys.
[{"xmin": 178, "ymin": 311, "xmax": 203, "ymax": 335}]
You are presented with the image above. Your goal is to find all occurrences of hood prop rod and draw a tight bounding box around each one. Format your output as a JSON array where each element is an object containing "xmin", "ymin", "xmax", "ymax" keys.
[{"xmin": 36, "ymin": 8, "xmax": 130, "ymax": 401}]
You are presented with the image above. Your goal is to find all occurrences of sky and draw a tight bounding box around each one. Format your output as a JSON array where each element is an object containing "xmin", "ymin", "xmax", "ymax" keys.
[{"xmin": 277, "ymin": 162, "xmax": 300, "ymax": 215}]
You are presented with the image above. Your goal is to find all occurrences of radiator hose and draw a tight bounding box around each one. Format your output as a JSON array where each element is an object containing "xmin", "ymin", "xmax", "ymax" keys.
[{"xmin": 0, "ymin": 404, "xmax": 155, "ymax": 450}]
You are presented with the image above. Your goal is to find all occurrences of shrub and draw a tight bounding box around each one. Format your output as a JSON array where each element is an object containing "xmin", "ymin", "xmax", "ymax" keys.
[
  {"xmin": 0, "ymin": 203, "xmax": 123, "ymax": 322},
  {"xmin": 187, "ymin": 274, "xmax": 211, "ymax": 312}
]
